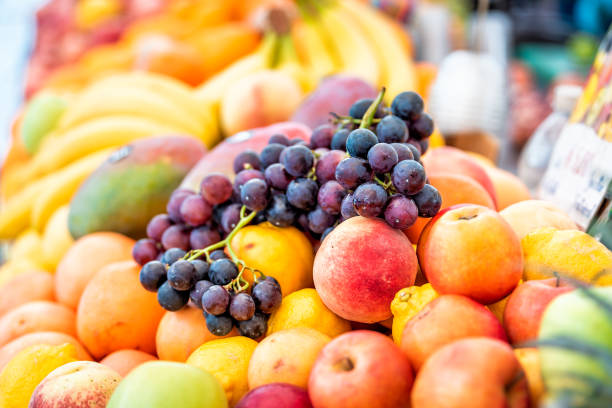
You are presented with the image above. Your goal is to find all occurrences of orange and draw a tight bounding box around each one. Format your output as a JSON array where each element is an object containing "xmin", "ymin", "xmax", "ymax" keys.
[
  {"xmin": 100, "ymin": 349, "xmax": 157, "ymax": 377},
  {"xmin": 484, "ymin": 166, "xmax": 531, "ymax": 210},
  {"xmin": 0, "ymin": 271, "xmax": 54, "ymax": 317},
  {"xmin": 55, "ymin": 232, "xmax": 135, "ymax": 309},
  {"xmin": 0, "ymin": 301, "xmax": 76, "ymax": 347},
  {"xmin": 77, "ymin": 261, "xmax": 165, "ymax": 359},
  {"xmin": 156, "ymin": 306, "xmax": 237, "ymax": 362}
]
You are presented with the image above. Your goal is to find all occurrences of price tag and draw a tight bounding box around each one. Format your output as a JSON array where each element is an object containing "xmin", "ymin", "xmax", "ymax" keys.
[{"xmin": 539, "ymin": 123, "xmax": 612, "ymax": 229}]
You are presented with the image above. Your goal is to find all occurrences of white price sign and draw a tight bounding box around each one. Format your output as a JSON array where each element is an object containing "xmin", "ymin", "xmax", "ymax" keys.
[{"xmin": 539, "ymin": 123, "xmax": 612, "ymax": 230}]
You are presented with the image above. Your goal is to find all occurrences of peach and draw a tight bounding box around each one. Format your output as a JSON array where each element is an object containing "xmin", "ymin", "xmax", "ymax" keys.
[
  {"xmin": 0, "ymin": 331, "xmax": 91, "ymax": 371},
  {"xmin": 503, "ymin": 278, "xmax": 573, "ymax": 344},
  {"xmin": 0, "ymin": 301, "xmax": 76, "ymax": 347},
  {"xmin": 484, "ymin": 166, "xmax": 531, "ymax": 210},
  {"xmin": 55, "ymin": 232, "xmax": 135, "ymax": 309},
  {"xmin": 220, "ymin": 70, "xmax": 303, "ymax": 136},
  {"xmin": 156, "ymin": 306, "xmax": 237, "ymax": 362},
  {"xmin": 0, "ymin": 271, "xmax": 54, "ymax": 317},
  {"xmin": 77, "ymin": 261, "xmax": 165, "ymax": 359},
  {"xmin": 29, "ymin": 361, "xmax": 122, "ymax": 408},
  {"xmin": 404, "ymin": 172, "xmax": 496, "ymax": 243},
  {"xmin": 308, "ymin": 330, "xmax": 413, "ymax": 408},
  {"xmin": 499, "ymin": 200, "xmax": 578, "ymax": 240},
  {"xmin": 422, "ymin": 146, "xmax": 497, "ymax": 207},
  {"xmin": 411, "ymin": 338, "xmax": 529, "ymax": 408},
  {"xmin": 100, "ymin": 349, "xmax": 157, "ymax": 377},
  {"xmin": 400, "ymin": 294, "xmax": 507, "ymax": 370},
  {"xmin": 417, "ymin": 204, "xmax": 523, "ymax": 304},
  {"xmin": 313, "ymin": 217, "xmax": 418, "ymax": 323}
]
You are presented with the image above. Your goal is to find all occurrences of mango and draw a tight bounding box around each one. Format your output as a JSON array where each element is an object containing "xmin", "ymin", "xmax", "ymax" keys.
[{"xmin": 68, "ymin": 136, "xmax": 205, "ymax": 239}]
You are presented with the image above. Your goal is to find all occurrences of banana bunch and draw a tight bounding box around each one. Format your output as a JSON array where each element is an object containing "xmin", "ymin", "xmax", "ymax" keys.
[{"xmin": 0, "ymin": 72, "xmax": 216, "ymax": 240}]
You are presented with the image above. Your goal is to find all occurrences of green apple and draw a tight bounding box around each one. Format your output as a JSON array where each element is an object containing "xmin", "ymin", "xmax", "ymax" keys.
[
  {"xmin": 107, "ymin": 361, "xmax": 228, "ymax": 408},
  {"xmin": 20, "ymin": 92, "xmax": 67, "ymax": 154},
  {"xmin": 539, "ymin": 287, "xmax": 612, "ymax": 404}
]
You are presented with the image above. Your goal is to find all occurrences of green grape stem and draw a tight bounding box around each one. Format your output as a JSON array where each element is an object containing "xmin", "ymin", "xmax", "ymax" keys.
[
  {"xmin": 183, "ymin": 205, "xmax": 263, "ymax": 293},
  {"xmin": 359, "ymin": 87, "xmax": 386, "ymax": 129}
]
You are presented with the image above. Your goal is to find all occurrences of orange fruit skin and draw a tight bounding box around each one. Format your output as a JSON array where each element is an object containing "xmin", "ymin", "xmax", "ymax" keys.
[
  {"xmin": 0, "ymin": 271, "xmax": 54, "ymax": 317},
  {"xmin": 77, "ymin": 260, "xmax": 165, "ymax": 360},
  {"xmin": 100, "ymin": 349, "xmax": 157, "ymax": 377},
  {"xmin": 55, "ymin": 232, "xmax": 135, "ymax": 309}
]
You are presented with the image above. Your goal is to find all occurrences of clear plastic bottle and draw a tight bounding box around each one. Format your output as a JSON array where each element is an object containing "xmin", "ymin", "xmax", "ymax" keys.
[{"xmin": 518, "ymin": 85, "xmax": 582, "ymax": 196}]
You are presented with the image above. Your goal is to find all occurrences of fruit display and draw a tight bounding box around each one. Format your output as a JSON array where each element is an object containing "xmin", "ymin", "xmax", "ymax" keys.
[{"xmin": 2, "ymin": 1, "xmax": 612, "ymax": 408}]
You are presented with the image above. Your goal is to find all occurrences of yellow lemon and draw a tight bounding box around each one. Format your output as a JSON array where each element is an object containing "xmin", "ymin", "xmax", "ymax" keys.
[
  {"xmin": 390, "ymin": 283, "xmax": 438, "ymax": 344},
  {"xmin": 429, "ymin": 128, "xmax": 445, "ymax": 148},
  {"xmin": 267, "ymin": 288, "xmax": 351, "ymax": 338},
  {"xmin": 0, "ymin": 343, "xmax": 78, "ymax": 408},
  {"xmin": 230, "ymin": 222, "xmax": 314, "ymax": 295},
  {"xmin": 41, "ymin": 205, "xmax": 74, "ymax": 271},
  {"xmin": 522, "ymin": 228, "xmax": 612, "ymax": 284},
  {"xmin": 8, "ymin": 228, "xmax": 47, "ymax": 270},
  {"xmin": 186, "ymin": 336, "xmax": 257, "ymax": 406}
]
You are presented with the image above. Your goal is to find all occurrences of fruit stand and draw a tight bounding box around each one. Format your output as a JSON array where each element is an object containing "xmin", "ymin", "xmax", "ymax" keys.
[{"xmin": 0, "ymin": 1, "xmax": 611, "ymax": 407}]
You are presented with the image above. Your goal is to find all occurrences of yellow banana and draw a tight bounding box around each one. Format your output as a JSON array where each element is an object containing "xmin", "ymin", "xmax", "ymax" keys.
[
  {"xmin": 291, "ymin": 18, "xmax": 339, "ymax": 81},
  {"xmin": 11, "ymin": 116, "xmax": 184, "ymax": 186},
  {"xmin": 339, "ymin": 0, "xmax": 416, "ymax": 101},
  {"xmin": 30, "ymin": 149, "xmax": 112, "ymax": 231},
  {"xmin": 0, "ymin": 175, "xmax": 48, "ymax": 239},
  {"xmin": 58, "ymin": 81, "xmax": 205, "ymax": 138},
  {"xmin": 275, "ymin": 34, "xmax": 316, "ymax": 93},
  {"xmin": 310, "ymin": 3, "xmax": 380, "ymax": 87}
]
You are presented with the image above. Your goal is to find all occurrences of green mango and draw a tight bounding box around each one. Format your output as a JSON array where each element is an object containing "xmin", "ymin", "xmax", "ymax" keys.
[
  {"xmin": 68, "ymin": 136, "xmax": 205, "ymax": 239},
  {"xmin": 107, "ymin": 361, "xmax": 228, "ymax": 408},
  {"xmin": 20, "ymin": 92, "xmax": 67, "ymax": 154}
]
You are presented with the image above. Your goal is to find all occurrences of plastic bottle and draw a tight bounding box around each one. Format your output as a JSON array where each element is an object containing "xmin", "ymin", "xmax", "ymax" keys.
[{"xmin": 518, "ymin": 84, "xmax": 582, "ymax": 195}]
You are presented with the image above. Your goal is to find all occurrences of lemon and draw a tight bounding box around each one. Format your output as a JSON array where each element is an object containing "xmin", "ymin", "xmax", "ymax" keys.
[
  {"xmin": 186, "ymin": 336, "xmax": 257, "ymax": 406},
  {"xmin": 522, "ymin": 228, "xmax": 612, "ymax": 285},
  {"xmin": 390, "ymin": 283, "xmax": 438, "ymax": 344},
  {"xmin": 41, "ymin": 205, "xmax": 74, "ymax": 271},
  {"xmin": 0, "ymin": 343, "xmax": 78, "ymax": 408},
  {"xmin": 8, "ymin": 228, "xmax": 47, "ymax": 270},
  {"xmin": 267, "ymin": 288, "xmax": 351, "ymax": 338},
  {"xmin": 488, "ymin": 279, "xmax": 522, "ymax": 324}
]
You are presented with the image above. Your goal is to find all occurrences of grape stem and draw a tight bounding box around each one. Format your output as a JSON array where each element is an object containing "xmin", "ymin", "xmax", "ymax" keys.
[
  {"xmin": 183, "ymin": 205, "xmax": 264, "ymax": 292},
  {"xmin": 359, "ymin": 87, "xmax": 386, "ymax": 129}
]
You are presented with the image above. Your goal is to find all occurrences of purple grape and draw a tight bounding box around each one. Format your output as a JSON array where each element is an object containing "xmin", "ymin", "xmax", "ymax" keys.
[
  {"xmin": 233, "ymin": 150, "xmax": 261, "ymax": 173},
  {"xmin": 167, "ymin": 260, "xmax": 197, "ymax": 291},
  {"xmin": 349, "ymin": 98, "xmax": 385, "ymax": 119},
  {"xmin": 286, "ymin": 178, "xmax": 318, "ymax": 210},
  {"xmin": 341, "ymin": 193, "xmax": 358, "ymax": 219},
  {"xmin": 391, "ymin": 91, "xmax": 424, "ymax": 121},
  {"xmin": 317, "ymin": 181, "xmax": 346, "ymax": 215},
  {"xmin": 139, "ymin": 261, "xmax": 167, "ymax": 292},
  {"xmin": 221, "ymin": 203, "xmax": 242, "ymax": 234},
  {"xmin": 264, "ymin": 163, "xmax": 294, "ymax": 190},
  {"xmin": 205, "ymin": 313, "xmax": 234, "ymax": 336},
  {"xmin": 406, "ymin": 140, "xmax": 422, "ymax": 158},
  {"xmin": 412, "ymin": 184, "xmax": 442, "ymax": 217},
  {"xmin": 209, "ymin": 249, "xmax": 228, "ymax": 261},
  {"xmin": 315, "ymin": 150, "xmax": 345, "ymax": 185},
  {"xmin": 252, "ymin": 280, "xmax": 282, "ymax": 313},
  {"xmin": 147, "ymin": 214, "xmax": 172, "ymax": 242},
  {"xmin": 335, "ymin": 157, "xmax": 373, "ymax": 189},
  {"xmin": 282, "ymin": 145, "xmax": 315, "ymax": 177},
  {"xmin": 420, "ymin": 139, "xmax": 430, "ymax": 155},
  {"xmin": 233, "ymin": 169, "xmax": 265, "ymax": 196},
  {"xmin": 161, "ymin": 224, "xmax": 190, "ymax": 251},
  {"xmin": 367, "ymin": 143, "xmax": 398, "ymax": 173},
  {"xmin": 352, "ymin": 182, "xmax": 388, "ymax": 217},
  {"xmin": 161, "ymin": 248, "xmax": 186, "ymax": 265},
  {"xmin": 229, "ymin": 292, "xmax": 256, "ymax": 321},
  {"xmin": 307, "ymin": 206, "xmax": 337, "ymax": 234},
  {"xmin": 265, "ymin": 193, "xmax": 297, "ymax": 227},
  {"xmin": 269, "ymin": 133, "xmax": 290, "ymax": 145},
  {"xmin": 166, "ymin": 189, "xmax": 195, "ymax": 223},
  {"xmin": 190, "ymin": 260, "xmax": 209, "ymax": 281},
  {"xmin": 180, "ymin": 195, "xmax": 212, "ymax": 227},
  {"xmin": 321, "ymin": 227, "xmax": 334, "ymax": 241},
  {"xmin": 310, "ymin": 124, "xmax": 334, "ymax": 149},
  {"xmin": 346, "ymin": 129, "xmax": 378, "ymax": 158},
  {"xmin": 376, "ymin": 115, "xmax": 408, "ymax": 143},
  {"xmin": 384, "ymin": 195, "xmax": 418, "ymax": 229},
  {"xmin": 157, "ymin": 281, "xmax": 189, "ymax": 311},
  {"xmin": 209, "ymin": 259, "xmax": 238, "ymax": 285},
  {"xmin": 240, "ymin": 179, "xmax": 269, "ymax": 211},
  {"xmin": 237, "ymin": 312, "xmax": 267, "ymax": 339},
  {"xmin": 200, "ymin": 174, "xmax": 233, "ymax": 205},
  {"xmin": 390, "ymin": 143, "xmax": 414, "ymax": 162},
  {"xmin": 330, "ymin": 129, "xmax": 350, "ymax": 150},
  {"xmin": 133, "ymin": 238, "xmax": 159, "ymax": 266},
  {"xmin": 392, "ymin": 160, "xmax": 426, "ymax": 195},
  {"xmin": 409, "ymin": 113, "xmax": 434, "ymax": 140},
  {"xmin": 260, "ymin": 143, "xmax": 286, "ymax": 168},
  {"xmin": 190, "ymin": 280, "xmax": 213, "ymax": 308},
  {"xmin": 190, "ymin": 225, "xmax": 221, "ymax": 249},
  {"xmin": 289, "ymin": 139, "xmax": 307, "ymax": 146},
  {"xmin": 202, "ymin": 285, "xmax": 230, "ymax": 315}
]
